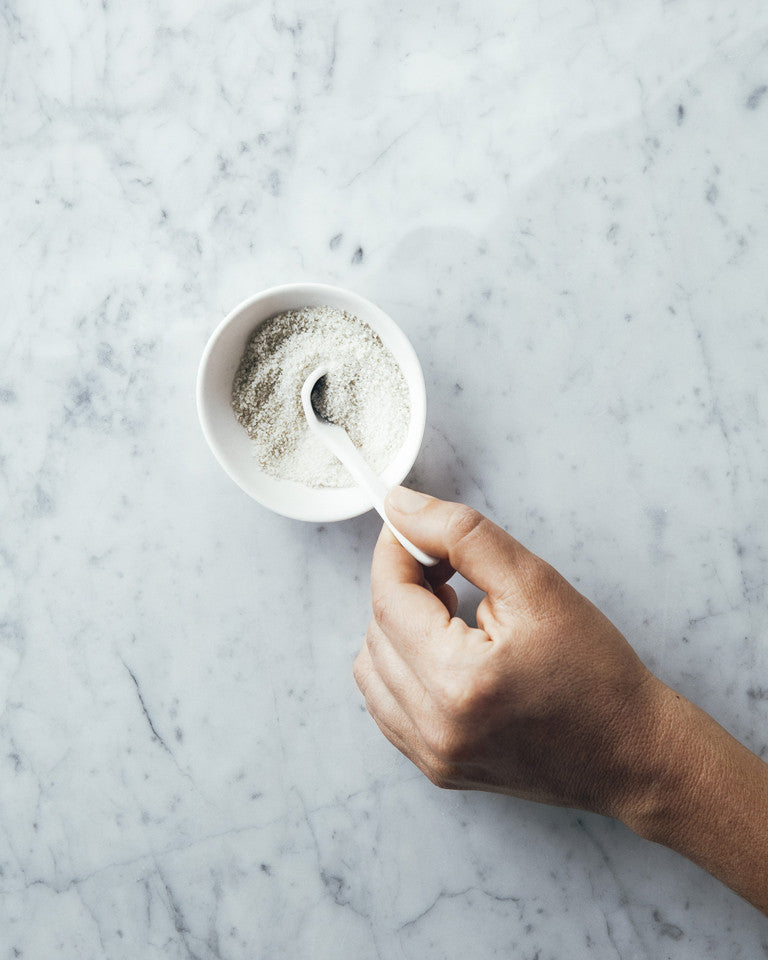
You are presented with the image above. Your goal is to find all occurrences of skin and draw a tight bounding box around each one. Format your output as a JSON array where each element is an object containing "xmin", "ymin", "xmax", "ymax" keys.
[{"xmin": 353, "ymin": 487, "xmax": 768, "ymax": 915}]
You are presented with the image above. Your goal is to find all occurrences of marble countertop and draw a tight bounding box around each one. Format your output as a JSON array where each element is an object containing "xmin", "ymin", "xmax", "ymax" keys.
[{"xmin": 3, "ymin": 1, "xmax": 768, "ymax": 956}]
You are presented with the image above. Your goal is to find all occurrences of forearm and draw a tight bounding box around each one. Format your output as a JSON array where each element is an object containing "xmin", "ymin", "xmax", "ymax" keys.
[
  {"xmin": 620, "ymin": 680, "xmax": 768, "ymax": 914},
  {"xmin": 363, "ymin": 491, "xmax": 768, "ymax": 911}
]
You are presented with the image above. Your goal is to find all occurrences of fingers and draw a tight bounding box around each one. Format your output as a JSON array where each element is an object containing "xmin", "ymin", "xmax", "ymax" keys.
[
  {"xmin": 370, "ymin": 523, "xmax": 488, "ymax": 677},
  {"xmin": 363, "ymin": 618, "xmax": 429, "ymax": 723},
  {"xmin": 423, "ymin": 558, "xmax": 456, "ymax": 593},
  {"xmin": 435, "ymin": 582, "xmax": 458, "ymax": 618},
  {"xmin": 385, "ymin": 487, "xmax": 538, "ymax": 607},
  {"xmin": 354, "ymin": 632, "xmax": 461, "ymax": 789},
  {"xmin": 418, "ymin": 564, "xmax": 458, "ymax": 616},
  {"xmin": 370, "ymin": 525, "xmax": 455, "ymax": 648},
  {"xmin": 353, "ymin": 642, "xmax": 431, "ymax": 772}
]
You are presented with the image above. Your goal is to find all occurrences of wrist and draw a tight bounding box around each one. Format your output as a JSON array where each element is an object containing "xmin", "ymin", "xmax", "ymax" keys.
[
  {"xmin": 612, "ymin": 679, "xmax": 707, "ymax": 843},
  {"xmin": 614, "ymin": 678, "xmax": 768, "ymax": 913}
]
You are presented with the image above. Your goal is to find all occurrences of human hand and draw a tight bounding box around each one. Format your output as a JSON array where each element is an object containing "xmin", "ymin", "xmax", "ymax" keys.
[
  {"xmin": 353, "ymin": 486, "xmax": 663, "ymax": 818},
  {"xmin": 353, "ymin": 487, "xmax": 768, "ymax": 914}
]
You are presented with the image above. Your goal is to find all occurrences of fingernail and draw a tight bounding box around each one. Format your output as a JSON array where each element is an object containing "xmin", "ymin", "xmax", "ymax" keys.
[{"xmin": 386, "ymin": 486, "xmax": 431, "ymax": 514}]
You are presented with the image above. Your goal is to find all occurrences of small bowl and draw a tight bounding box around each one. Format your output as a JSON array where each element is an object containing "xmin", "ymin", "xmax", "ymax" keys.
[{"xmin": 196, "ymin": 283, "xmax": 427, "ymax": 522}]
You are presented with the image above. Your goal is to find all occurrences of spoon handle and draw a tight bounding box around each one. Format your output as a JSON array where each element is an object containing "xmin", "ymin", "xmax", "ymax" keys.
[
  {"xmin": 320, "ymin": 425, "xmax": 439, "ymax": 567},
  {"xmin": 301, "ymin": 365, "xmax": 439, "ymax": 567}
]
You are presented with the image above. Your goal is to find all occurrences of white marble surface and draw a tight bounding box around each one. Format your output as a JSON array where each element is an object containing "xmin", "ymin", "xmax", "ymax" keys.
[{"xmin": 2, "ymin": 1, "xmax": 768, "ymax": 956}]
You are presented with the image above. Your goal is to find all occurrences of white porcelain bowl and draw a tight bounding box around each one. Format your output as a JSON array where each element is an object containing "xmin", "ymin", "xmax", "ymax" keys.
[{"xmin": 196, "ymin": 283, "xmax": 427, "ymax": 522}]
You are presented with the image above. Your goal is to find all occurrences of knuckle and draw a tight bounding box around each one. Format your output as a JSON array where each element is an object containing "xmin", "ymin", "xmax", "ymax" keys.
[
  {"xmin": 372, "ymin": 590, "xmax": 393, "ymax": 629},
  {"xmin": 353, "ymin": 646, "xmax": 377, "ymax": 693},
  {"xmin": 425, "ymin": 765, "xmax": 456, "ymax": 790},
  {"xmin": 422, "ymin": 719, "xmax": 475, "ymax": 765},
  {"xmin": 445, "ymin": 504, "xmax": 486, "ymax": 552},
  {"xmin": 529, "ymin": 557, "xmax": 560, "ymax": 590},
  {"xmin": 420, "ymin": 751, "xmax": 461, "ymax": 789},
  {"xmin": 364, "ymin": 620, "xmax": 380, "ymax": 652},
  {"xmin": 433, "ymin": 674, "xmax": 466, "ymax": 715},
  {"xmin": 433, "ymin": 668, "xmax": 495, "ymax": 724},
  {"xmin": 352, "ymin": 653, "xmax": 367, "ymax": 690},
  {"xmin": 523, "ymin": 558, "xmax": 566, "ymax": 614}
]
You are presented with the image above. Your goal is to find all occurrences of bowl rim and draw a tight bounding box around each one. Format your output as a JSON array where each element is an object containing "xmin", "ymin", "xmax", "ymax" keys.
[{"xmin": 196, "ymin": 282, "xmax": 427, "ymax": 522}]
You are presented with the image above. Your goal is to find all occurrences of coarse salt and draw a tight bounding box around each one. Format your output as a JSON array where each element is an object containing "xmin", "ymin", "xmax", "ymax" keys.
[{"xmin": 231, "ymin": 306, "xmax": 410, "ymax": 488}]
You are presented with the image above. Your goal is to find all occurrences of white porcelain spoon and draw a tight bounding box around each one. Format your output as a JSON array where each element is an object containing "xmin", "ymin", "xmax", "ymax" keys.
[{"xmin": 301, "ymin": 365, "xmax": 438, "ymax": 567}]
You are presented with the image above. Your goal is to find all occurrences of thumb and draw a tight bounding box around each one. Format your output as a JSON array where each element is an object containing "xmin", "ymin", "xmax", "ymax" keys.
[{"xmin": 385, "ymin": 486, "xmax": 537, "ymax": 604}]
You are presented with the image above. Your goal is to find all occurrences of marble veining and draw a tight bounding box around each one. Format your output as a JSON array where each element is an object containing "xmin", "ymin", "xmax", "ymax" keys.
[{"xmin": 2, "ymin": 0, "xmax": 768, "ymax": 956}]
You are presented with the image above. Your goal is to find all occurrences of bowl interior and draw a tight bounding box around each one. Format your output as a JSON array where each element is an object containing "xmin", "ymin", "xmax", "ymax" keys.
[{"xmin": 196, "ymin": 284, "xmax": 427, "ymax": 522}]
